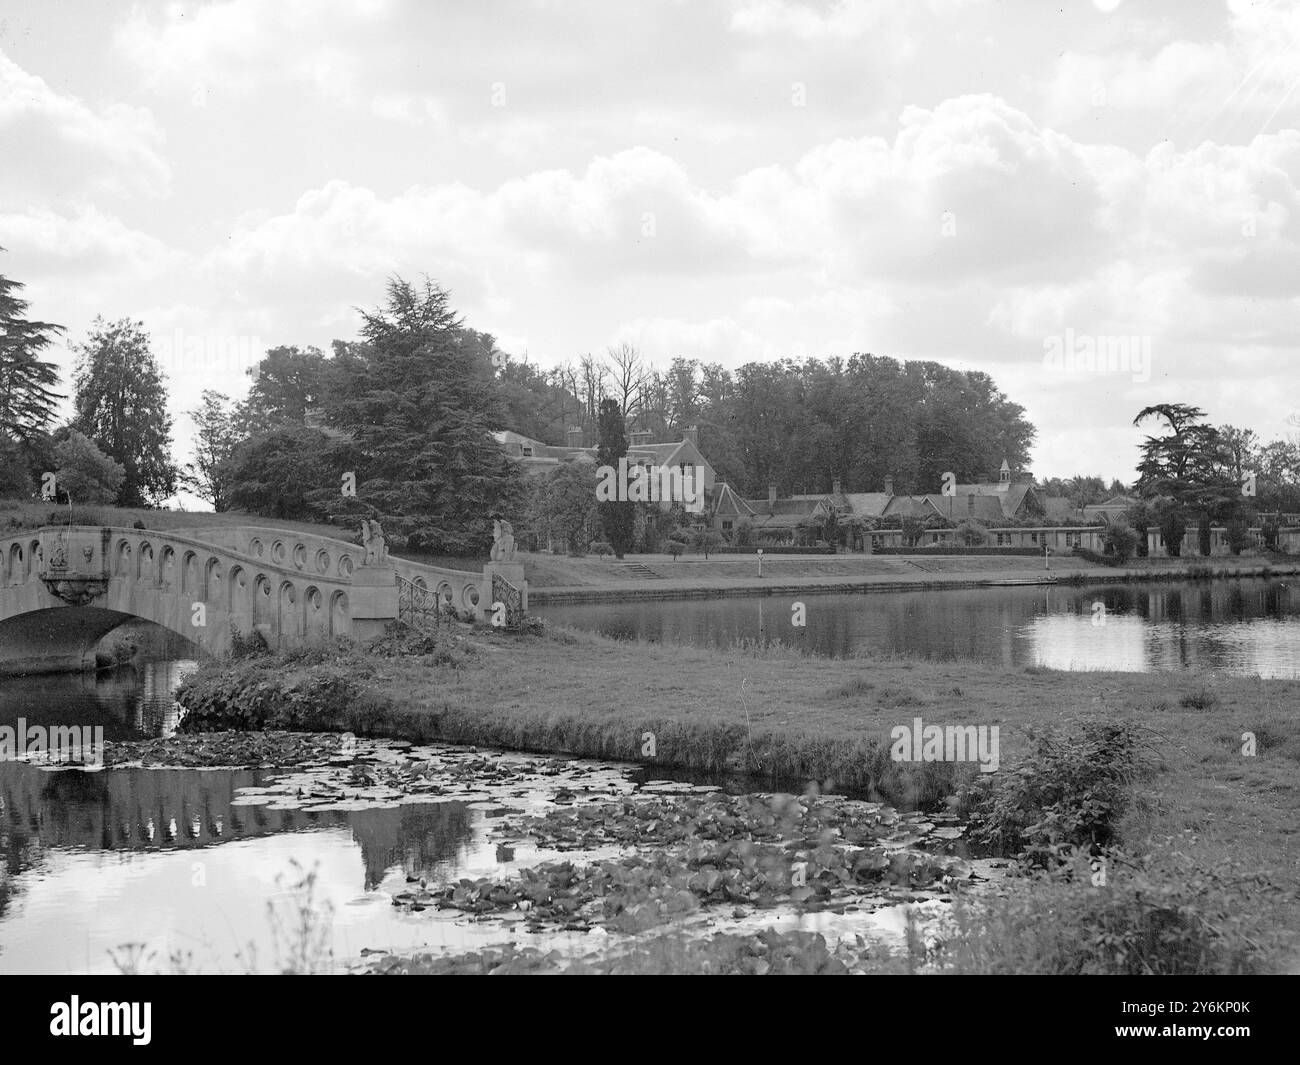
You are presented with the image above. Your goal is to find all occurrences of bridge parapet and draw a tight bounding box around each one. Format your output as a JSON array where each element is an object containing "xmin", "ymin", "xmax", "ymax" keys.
[
  {"xmin": 167, "ymin": 526, "xmax": 364, "ymax": 582},
  {"xmin": 1, "ymin": 523, "xmax": 528, "ymax": 674}
]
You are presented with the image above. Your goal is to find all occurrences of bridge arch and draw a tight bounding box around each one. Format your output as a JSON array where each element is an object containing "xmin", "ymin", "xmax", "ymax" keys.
[
  {"xmin": 159, "ymin": 545, "xmax": 177, "ymax": 591},
  {"xmin": 303, "ymin": 585, "xmax": 327, "ymax": 643},
  {"xmin": 329, "ymin": 590, "xmax": 349, "ymax": 637},
  {"xmin": 137, "ymin": 541, "xmax": 154, "ymax": 582},
  {"xmin": 277, "ymin": 581, "xmax": 299, "ymax": 649}
]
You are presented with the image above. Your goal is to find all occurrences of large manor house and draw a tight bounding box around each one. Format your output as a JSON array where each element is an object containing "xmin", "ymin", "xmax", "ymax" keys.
[{"xmin": 494, "ymin": 425, "xmax": 1138, "ymax": 553}]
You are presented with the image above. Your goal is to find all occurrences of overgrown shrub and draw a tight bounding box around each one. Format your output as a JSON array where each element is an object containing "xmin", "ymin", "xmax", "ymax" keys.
[
  {"xmin": 1225, "ymin": 519, "xmax": 1249, "ymax": 556},
  {"xmin": 1102, "ymin": 523, "xmax": 1139, "ymax": 562},
  {"xmin": 960, "ymin": 721, "xmax": 1147, "ymax": 865}
]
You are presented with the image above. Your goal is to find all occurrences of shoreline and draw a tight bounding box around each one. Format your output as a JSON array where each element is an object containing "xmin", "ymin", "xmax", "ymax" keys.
[{"xmin": 529, "ymin": 560, "xmax": 1300, "ymax": 604}]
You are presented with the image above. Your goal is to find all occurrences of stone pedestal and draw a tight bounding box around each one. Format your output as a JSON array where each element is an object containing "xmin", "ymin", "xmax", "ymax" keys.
[{"xmin": 349, "ymin": 565, "xmax": 399, "ymax": 640}]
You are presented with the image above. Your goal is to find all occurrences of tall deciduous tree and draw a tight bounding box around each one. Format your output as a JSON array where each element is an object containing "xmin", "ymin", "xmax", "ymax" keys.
[
  {"xmin": 181, "ymin": 390, "xmax": 239, "ymax": 511},
  {"xmin": 236, "ymin": 345, "xmax": 328, "ymax": 434},
  {"xmin": 326, "ymin": 277, "xmax": 523, "ymax": 555},
  {"xmin": 0, "ymin": 249, "xmax": 64, "ymax": 447},
  {"xmin": 224, "ymin": 424, "xmax": 348, "ymax": 521},
  {"xmin": 530, "ymin": 461, "xmax": 598, "ymax": 554},
  {"xmin": 71, "ymin": 317, "xmax": 178, "ymax": 507}
]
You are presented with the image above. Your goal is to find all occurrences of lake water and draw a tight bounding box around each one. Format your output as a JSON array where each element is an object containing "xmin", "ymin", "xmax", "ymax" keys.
[
  {"xmin": 536, "ymin": 577, "xmax": 1300, "ymax": 678},
  {"xmin": 0, "ymin": 654, "xmax": 967, "ymax": 974}
]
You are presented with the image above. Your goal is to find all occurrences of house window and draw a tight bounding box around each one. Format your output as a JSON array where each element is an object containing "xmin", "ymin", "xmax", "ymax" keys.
[
  {"xmin": 521, "ymin": 446, "xmax": 533, "ymax": 457},
  {"xmin": 996, "ymin": 532, "xmax": 1010, "ymax": 546},
  {"xmin": 722, "ymin": 521, "xmax": 733, "ymax": 533},
  {"xmin": 1030, "ymin": 532, "xmax": 1039, "ymax": 544},
  {"xmin": 1067, "ymin": 532, "xmax": 1082, "ymax": 548},
  {"xmin": 967, "ymin": 496, "xmax": 974, "ymax": 512}
]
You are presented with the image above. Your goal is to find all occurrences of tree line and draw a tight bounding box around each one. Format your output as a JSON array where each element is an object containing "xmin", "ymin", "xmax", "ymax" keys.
[
  {"xmin": 22, "ymin": 253, "xmax": 1291, "ymax": 561},
  {"xmin": 501, "ymin": 346, "xmax": 1038, "ymax": 498}
]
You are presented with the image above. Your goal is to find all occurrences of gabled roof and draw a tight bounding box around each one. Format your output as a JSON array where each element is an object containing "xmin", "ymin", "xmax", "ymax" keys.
[
  {"xmin": 712, "ymin": 482, "xmax": 754, "ymax": 518},
  {"xmin": 947, "ymin": 481, "xmax": 1038, "ymax": 519},
  {"xmin": 919, "ymin": 494, "xmax": 1006, "ymax": 523},
  {"xmin": 743, "ymin": 495, "xmax": 833, "ymax": 527},
  {"xmin": 1043, "ymin": 496, "xmax": 1081, "ymax": 521},
  {"xmin": 841, "ymin": 493, "xmax": 893, "ymax": 518},
  {"xmin": 882, "ymin": 495, "xmax": 947, "ymax": 519}
]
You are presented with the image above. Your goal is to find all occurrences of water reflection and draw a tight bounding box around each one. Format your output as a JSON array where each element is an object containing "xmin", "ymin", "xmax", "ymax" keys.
[
  {"xmin": 0, "ymin": 660, "xmax": 194, "ymax": 741},
  {"xmin": 0, "ymin": 756, "xmax": 477, "ymax": 973},
  {"xmin": 538, "ymin": 578, "xmax": 1300, "ymax": 677}
]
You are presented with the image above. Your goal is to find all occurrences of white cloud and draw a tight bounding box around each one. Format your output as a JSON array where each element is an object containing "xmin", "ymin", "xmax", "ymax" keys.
[
  {"xmin": 0, "ymin": 52, "xmax": 170, "ymax": 200},
  {"xmin": 113, "ymin": 0, "xmax": 395, "ymax": 100}
]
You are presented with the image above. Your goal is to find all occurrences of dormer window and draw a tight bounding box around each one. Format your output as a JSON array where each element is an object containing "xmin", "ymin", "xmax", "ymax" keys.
[{"xmin": 522, "ymin": 446, "xmax": 533, "ymax": 457}]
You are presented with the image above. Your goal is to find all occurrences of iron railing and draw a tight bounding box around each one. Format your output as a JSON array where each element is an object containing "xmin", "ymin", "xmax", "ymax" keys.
[
  {"xmin": 395, "ymin": 573, "xmax": 444, "ymax": 628},
  {"xmin": 491, "ymin": 571, "xmax": 525, "ymax": 629}
]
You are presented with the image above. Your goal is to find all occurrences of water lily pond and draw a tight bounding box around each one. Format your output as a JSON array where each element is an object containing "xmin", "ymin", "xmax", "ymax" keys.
[{"xmin": 0, "ymin": 732, "xmax": 996, "ymax": 974}]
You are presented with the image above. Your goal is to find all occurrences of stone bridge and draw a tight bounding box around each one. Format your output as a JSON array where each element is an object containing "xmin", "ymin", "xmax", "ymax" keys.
[{"xmin": 0, "ymin": 525, "xmax": 526, "ymax": 676}]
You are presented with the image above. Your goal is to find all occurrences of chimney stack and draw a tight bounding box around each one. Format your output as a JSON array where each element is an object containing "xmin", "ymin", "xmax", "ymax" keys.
[
  {"xmin": 566, "ymin": 426, "xmax": 583, "ymax": 449},
  {"xmin": 884, "ymin": 475, "xmax": 894, "ymax": 496},
  {"xmin": 769, "ymin": 483, "xmax": 778, "ymax": 505},
  {"xmin": 683, "ymin": 424, "xmax": 699, "ymax": 445},
  {"xmin": 832, "ymin": 477, "xmax": 842, "ymax": 496}
]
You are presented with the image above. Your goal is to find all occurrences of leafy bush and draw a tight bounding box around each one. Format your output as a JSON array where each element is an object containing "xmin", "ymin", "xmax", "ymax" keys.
[
  {"xmin": 176, "ymin": 656, "xmax": 380, "ymax": 732},
  {"xmin": 1225, "ymin": 519, "xmax": 1249, "ymax": 556},
  {"xmin": 590, "ymin": 540, "xmax": 614, "ymax": 559},
  {"xmin": 688, "ymin": 527, "xmax": 721, "ymax": 559},
  {"xmin": 53, "ymin": 430, "xmax": 125, "ymax": 504},
  {"xmin": 960, "ymin": 721, "xmax": 1146, "ymax": 865},
  {"xmin": 1157, "ymin": 504, "xmax": 1187, "ymax": 558},
  {"xmin": 1102, "ymin": 523, "xmax": 1139, "ymax": 562},
  {"xmin": 667, "ymin": 538, "xmax": 685, "ymax": 560}
]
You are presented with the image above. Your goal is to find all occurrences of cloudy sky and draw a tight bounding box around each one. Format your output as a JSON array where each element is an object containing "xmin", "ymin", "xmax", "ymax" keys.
[{"xmin": 2, "ymin": 0, "xmax": 1298, "ymax": 497}]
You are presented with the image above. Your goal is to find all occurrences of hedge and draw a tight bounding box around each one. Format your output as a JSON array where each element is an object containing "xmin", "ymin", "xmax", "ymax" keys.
[
  {"xmin": 871, "ymin": 546, "xmax": 1043, "ymax": 556},
  {"xmin": 709, "ymin": 545, "xmax": 839, "ymax": 556}
]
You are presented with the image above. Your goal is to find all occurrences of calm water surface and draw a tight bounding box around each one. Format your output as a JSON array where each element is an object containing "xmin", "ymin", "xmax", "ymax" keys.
[{"xmin": 537, "ymin": 577, "xmax": 1300, "ymax": 678}]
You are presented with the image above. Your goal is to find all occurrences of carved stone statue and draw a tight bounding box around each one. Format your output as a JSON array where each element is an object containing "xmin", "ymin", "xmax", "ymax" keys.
[
  {"xmin": 361, "ymin": 519, "xmax": 388, "ymax": 565},
  {"xmin": 491, "ymin": 519, "xmax": 516, "ymax": 562}
]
